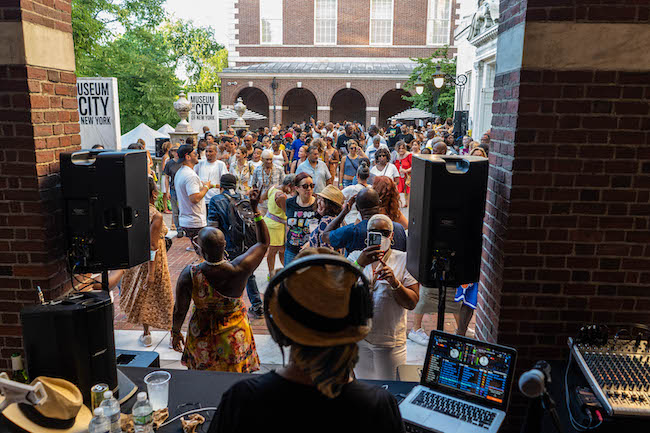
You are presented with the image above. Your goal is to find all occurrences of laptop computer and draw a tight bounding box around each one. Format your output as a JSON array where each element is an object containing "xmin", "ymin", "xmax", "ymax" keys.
[{"xmin": 399, "ymin": 331, "xmax": 517, "ymax": 433}]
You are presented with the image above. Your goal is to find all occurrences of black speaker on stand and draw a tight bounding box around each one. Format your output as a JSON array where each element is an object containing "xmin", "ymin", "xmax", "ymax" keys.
[
  {"xmin": 39, "ymin": 149, "xmax": 151, "ymax": 404},
  {"xmin": 407, "ymin": 154, "xmax": 488, "ymax": 330},
  {"xmin": 453, "ymin": 110, "xmax": 469, "ymax": 142},
  {"xmin": 61, "ymin": 149, "xmax": 150, "ymax": 276}
]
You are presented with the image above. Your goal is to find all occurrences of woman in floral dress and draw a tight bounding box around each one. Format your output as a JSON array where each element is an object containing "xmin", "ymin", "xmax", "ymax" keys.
[
  {"xmin": 120, "ymin": 177, "xmax": 173, "ymax": 346},
  {"xmin": 171, "ymin": 189, "xmax": 269, "ymax": 373}
]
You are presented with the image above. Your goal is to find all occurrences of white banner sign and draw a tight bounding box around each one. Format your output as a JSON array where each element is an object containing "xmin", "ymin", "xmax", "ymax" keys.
[
  {"xmin": 76, "ymin": 77, "xmax": 121, "ymax": 150},
  {"xmin": 188, "ymin": 92, "xmax": 219, "ymax": 136}
]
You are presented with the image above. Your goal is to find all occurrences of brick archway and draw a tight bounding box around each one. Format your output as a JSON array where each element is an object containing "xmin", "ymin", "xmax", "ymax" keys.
[
  {"xmin": 330, "ymin": 88, "xmax": 366, "ymax": 125},
  {"xmin": 281, "ymin": 88, "xmax": 317, "ymax": 125},
  {"xmin": 378, "ymin": 89, "xmax": 412, "ymax": 128}
]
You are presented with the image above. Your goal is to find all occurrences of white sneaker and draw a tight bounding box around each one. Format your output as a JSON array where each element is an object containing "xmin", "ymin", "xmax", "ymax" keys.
[
  {"xmin": 139, "ymin": 334, "xmax": 152, "ymax": 347},
  {"xmin": 408, "ymin": 328, "xmax": 429, "ymax": 346}
]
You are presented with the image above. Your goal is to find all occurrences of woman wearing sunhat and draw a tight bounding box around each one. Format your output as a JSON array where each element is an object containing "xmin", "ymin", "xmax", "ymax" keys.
[
  {"xmin": 209, "ymin": 248, "xmax": 406, "ymax": 433},
  {"xmin": 309, "ymin": 184, "xmax": 344, "ymax": 250}
]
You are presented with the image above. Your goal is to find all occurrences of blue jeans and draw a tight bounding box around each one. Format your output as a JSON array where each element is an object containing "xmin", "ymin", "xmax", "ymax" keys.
[
  {"xmin": 170, "ymin": 189, "xmax": 179, "ymax": 229},
  {"xmin": 246, "ymin": 275, "xmax": 262, "ymax": 310},
  {"xmin": 284, "ymin": 248, "xmax": 299, "ymax": 266}
]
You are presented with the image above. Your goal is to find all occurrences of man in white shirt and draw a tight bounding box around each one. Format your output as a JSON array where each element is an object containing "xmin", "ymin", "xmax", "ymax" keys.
[
  {"xmin": 174, "ymin": 144, "xmax": 212, "ymax": 251},
  {"xmin": 194, "ymin": 144, "xmax": 227, "ymax": 204}
]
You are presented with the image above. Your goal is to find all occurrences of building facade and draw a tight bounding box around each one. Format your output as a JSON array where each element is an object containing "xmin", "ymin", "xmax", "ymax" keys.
[
  {"xmin": 454, "ymin": 0, "xmax": 498, "ymax": 139},
  {"xmin": 219, "ymin": 0, "xmax": 460, "ymax": 129}
]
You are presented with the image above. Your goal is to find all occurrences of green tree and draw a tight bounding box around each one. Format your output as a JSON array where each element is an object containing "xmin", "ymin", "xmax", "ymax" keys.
[
  {"xmin": 161, "ymin": 19, "xmax": 228, "ymax": 92},
  {"xmin": 85, "ymin": 27, "xmax": 181, "ymax": 133},
  {"xmin": 403, "ymin": 46, "xmax": 457, "ymax": 120},
  {"xmin": 72, "ymin": 0, "xmax": 166, "ymax": 75}
]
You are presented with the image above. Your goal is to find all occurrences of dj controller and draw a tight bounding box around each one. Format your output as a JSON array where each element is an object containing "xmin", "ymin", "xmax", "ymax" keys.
[{"xmin": 569, "ymin": 336, "xmax": 650, "ymax": 417}]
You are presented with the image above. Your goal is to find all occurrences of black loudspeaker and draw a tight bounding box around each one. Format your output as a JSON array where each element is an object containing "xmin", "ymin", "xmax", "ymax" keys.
[
  {"xmin": 61, "ymin": 150, "xmax": 150, "ymax": 273},
  {"xmin": 407, "ymin": 155, "xmax": 488, "ymax": 287},
  {"xmin": 20, "ymin": 291, "xmax": 118, "ymax": 406},
  {"xmin": 155, "ymin": 138, "xmax": 167, "ymax": 158},
  {"xmin": 454, "ymin": 110, "xmax": 469, "ymax": 141}
]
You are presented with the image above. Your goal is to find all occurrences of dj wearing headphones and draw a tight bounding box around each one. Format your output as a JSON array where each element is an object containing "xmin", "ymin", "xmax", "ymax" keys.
[{"xmin": 208, "ymin": 248, "xmax": 405, "ymax": 433}]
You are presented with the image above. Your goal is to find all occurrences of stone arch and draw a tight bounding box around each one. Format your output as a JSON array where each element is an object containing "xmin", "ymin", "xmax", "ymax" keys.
[
  {"xmin": 378, "ymin": 89, "xmax": 412, "ymax": 128},
  {"xmin": 236, "ymin": 87, "xmax": 270, "ymax": 131},
  {"xmin": 282, "ymin": 88, "xmax": 318, "ymax": 125},
  {"xmin": 330, "ymin": 88, "xmax": 367, "ymax": 125}
]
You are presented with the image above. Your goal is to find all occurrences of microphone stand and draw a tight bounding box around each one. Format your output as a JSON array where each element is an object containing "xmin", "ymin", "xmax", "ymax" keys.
[{"xmin": 541, "ymin": 390, "xmax": 566, "ymax": 433}]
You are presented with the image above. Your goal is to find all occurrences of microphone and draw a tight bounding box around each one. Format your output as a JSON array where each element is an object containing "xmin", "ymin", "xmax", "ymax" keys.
[{"xmin": 519, "ymin": 360, "xmax": 552, "ymax": 398}]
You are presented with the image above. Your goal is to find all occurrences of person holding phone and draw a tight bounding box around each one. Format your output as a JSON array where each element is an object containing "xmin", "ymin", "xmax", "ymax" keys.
[{"xmin": 348, "ymin": 214, "xmax": 419, "ymax": 380}]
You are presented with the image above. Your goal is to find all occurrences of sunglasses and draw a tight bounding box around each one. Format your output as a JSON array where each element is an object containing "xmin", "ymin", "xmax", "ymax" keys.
[
  {"xmin": 369, "ymin": 229, "xmax": 392, "ymax": 237},
  {"xmin": 299, "ymin": 183, "xmax": 315, "ymax": 189}
]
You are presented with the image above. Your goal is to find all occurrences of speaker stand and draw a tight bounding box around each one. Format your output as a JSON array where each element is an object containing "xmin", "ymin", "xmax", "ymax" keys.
[{"xmin": 430, "ymin": 252, "xmax": 455, "ymax": 331}]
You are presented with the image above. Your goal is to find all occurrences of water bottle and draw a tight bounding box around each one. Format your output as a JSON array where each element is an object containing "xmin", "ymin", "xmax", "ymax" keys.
[
  {"xmin": 99, "ymin": 390, "xmax": 121, "ymax": 433},
  {"xmin": 132, "ymin": 392, "xmax": 154, "ymax": 433},
  {"xmin": 89, "ymin": 407, "xmax": 110, "ymax": 433}
]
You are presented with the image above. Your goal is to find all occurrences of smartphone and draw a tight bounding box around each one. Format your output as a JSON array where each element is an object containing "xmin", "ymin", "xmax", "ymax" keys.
[{"xmin": 367, "ymin": 231, "xmax": 382, "ymax": 247}]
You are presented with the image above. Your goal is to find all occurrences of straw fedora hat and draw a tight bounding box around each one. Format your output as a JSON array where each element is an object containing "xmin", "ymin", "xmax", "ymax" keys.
[
  {"xmin": 316, "ymin": 185, "xmax": 345, "ymax": 207},
  {"xmin": 0, "ymin": 377, "xmax": 92, "ymax": 433},
  {"xmin": 266, "ymin": 248, "xmax": 372, "ymax": 347}
]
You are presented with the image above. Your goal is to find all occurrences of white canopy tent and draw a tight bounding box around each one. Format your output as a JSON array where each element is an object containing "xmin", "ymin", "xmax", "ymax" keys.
[
  {"xmin": 388, "ymin": 107, "xmax": 436, "ymax": 121},
  {"xmin": 157, "ymin": 124, "xmax": 175, "ymax": 136},
  {"xmin": 218, "ymin": 108, "xmax": 267, "ymax": 120},
  {"xmin": 120, "ymin": 123, "xmax": 168, "ymax": 153}
]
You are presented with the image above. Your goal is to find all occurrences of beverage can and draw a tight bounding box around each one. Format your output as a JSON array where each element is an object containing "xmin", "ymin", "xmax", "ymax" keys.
[{"xmin": 91, "ymin": 383, "xmax": 109, "ymax": 411}]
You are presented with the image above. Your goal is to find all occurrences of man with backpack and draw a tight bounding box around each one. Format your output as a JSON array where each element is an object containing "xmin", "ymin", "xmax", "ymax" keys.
[{"xmin": 208, "ymin": 174, "xmax": 264, "ymax": 319}]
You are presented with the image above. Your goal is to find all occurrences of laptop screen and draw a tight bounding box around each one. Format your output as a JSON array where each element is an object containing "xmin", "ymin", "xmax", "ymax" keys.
[{"xmin": 421, "ymin": 331, "xmax": 517, "ymax": 410}]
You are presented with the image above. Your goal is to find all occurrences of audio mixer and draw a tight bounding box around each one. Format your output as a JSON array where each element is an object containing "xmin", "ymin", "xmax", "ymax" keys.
[{"xmin": 569, "ymin": 337, "xmax": 650, "ymax": 417}]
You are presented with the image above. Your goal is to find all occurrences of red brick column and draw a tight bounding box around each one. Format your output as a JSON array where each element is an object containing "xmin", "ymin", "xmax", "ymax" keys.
[
  {"xmin": 0, "ymin": 0, "xmax": 79, "ymax": 369},
  {"xmin": 476, "ymin": 0, "xmax": 649, "ymax": 426}
]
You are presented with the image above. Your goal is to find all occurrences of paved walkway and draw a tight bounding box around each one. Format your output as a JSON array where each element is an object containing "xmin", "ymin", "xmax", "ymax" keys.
[{"xmin": 114, "ymin": 211, "xmax": 475, "ymax": 369}]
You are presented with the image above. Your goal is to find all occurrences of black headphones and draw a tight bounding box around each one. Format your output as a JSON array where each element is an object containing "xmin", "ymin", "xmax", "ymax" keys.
[{"xmin": 264, "ymin": 254, "xmax": 373, "ymax": 348}]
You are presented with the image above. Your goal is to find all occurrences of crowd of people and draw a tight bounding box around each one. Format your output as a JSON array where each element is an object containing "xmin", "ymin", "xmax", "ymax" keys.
[{"xmin": 111, "ymin": 117, "xmax": 491, "ymax": 388}]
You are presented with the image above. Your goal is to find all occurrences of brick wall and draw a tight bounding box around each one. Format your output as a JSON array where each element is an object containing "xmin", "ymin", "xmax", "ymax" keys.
[
  {"xmin": 0, "ymin": 0, "xmax": 78, "ymax": 370},
  {"xmin": 477, "ymin": 0, "xmax": 650, "ymax": 427},
  {"xmin": 235, "ymin": 0, "xmax": 458, "ymax": 59},
  {"xmin": 283, "ymin": 0, "xmax": 313, "ymax": 45},
  {"xmin": 237, "ymin": 0, "xmax": 260, "ymax": 45},
  {"xmin": 5, "ymin": 0, "xmax": 72, "ymax": 32}
]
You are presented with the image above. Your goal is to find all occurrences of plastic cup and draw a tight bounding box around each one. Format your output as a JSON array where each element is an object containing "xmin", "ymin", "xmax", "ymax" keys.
[{"xmin": 143, "ymin": 371, "xmax": 171, "ymax": 410}]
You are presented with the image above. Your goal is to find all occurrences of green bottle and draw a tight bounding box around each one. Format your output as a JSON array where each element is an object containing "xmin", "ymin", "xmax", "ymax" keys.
[{"xmin": 11, "ymin": 353, "xmax": 29, "ymax": 383}]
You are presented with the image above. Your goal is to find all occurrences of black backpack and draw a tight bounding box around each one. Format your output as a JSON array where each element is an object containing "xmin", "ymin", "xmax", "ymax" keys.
[{"xmin": 225, "ymin": 194, "xmax": 257, "ymax": 255}]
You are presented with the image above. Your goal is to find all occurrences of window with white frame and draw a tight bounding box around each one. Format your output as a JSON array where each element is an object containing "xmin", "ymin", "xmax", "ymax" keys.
[
  {"xmin": 260, "ymin": 0, "xmax": 283, "ymax": 44},
  {"xmin": 314, "ymin": 0, "xmax": 337, "ymax": 44},
  {"xmin": 427, "ymin": 0, "xmax": 451, "ymax": 45},
  {"xmin": 370, "ymin": 0, "xmax": 393, "ymax": 45}
]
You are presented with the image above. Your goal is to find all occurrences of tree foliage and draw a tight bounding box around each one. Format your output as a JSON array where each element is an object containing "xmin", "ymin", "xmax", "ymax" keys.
[
  {"xmin": 161, "ymin": 19, "xmax": 228, "ymax": 93},
  {"xmin": 85, "ymin": 27, "xmax": 182, "ymax": 133},
  {"xmin": 403, "ymin": 46, "xmax": 457, "ymax": 120},
  {"xmin": 73, "ymin": 0, "xmax": 166, "ymax": 75},
  {"xmin": 72, "ymin": 0, "xmax": 227, "ymax": 133}
]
